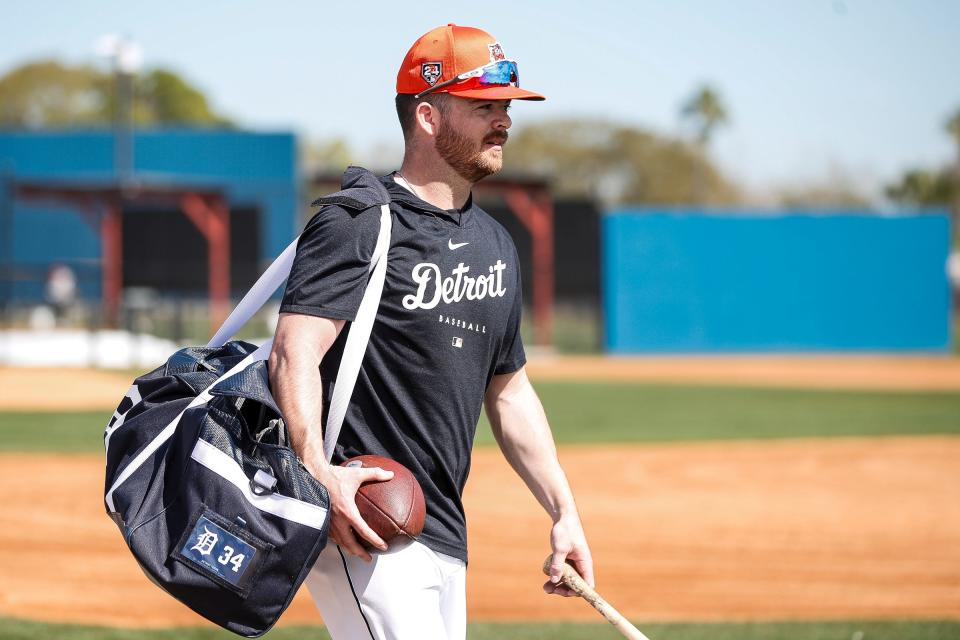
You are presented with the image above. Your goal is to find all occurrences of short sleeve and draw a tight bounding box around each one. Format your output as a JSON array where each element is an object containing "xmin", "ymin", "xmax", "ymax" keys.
[
  {"xmin": 493, "ymin": 263, "xmax": 527, "ymax": 375},
  {"xmin": 279, "ymin": 205, "xmax": 380, "ymax": 321}
]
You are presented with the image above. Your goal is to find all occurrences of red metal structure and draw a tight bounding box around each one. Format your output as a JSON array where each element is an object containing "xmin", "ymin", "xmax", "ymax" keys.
[
  {"xmin": 12, "ymin": 181, "xmax": 232, "ymax": 333},
  {"xmin": 476, "ymin": 176, "xmax": 554, "ymax": 347}
]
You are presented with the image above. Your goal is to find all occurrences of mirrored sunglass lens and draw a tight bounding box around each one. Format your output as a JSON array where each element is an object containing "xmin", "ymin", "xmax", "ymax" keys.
[{"xmin": 478, "ymin": 61, "xmax": 519, "ymax": 86}]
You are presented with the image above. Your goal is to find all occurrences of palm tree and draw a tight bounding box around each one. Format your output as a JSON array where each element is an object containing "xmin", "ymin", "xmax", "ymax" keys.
[
  {"xmin": 947, "ymin": 108, "xmax": 960, "ymax": 151},
  {"xmin": 681, "ymin": 85, "xmax": 729, "ymax": 203},
  {"xmin": 682, "ymin": 85, "xmax": 729, "ymax": 147}
]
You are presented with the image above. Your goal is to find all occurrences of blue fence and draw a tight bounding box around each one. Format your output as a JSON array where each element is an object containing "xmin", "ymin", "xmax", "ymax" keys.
[{"xmin": 604, "ymin": 209, "xmax": 952, "ymax": 353}]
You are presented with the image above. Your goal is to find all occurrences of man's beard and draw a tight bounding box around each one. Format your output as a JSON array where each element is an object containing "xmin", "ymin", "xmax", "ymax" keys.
[{"xmin": 435, "ymin": 124, "xmax": 508, "ymax": 183}]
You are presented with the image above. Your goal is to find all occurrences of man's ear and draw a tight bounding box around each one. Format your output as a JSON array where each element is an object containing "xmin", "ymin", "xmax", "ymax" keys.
[{"xmin": 415, "ymin": 101, "xmax": 441, "ymax": 137}]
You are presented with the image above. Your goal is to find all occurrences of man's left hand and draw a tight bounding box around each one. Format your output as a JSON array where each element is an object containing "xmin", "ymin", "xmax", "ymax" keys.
[{"xmin": 543, "ymin": 513, "xmax": 593, "ymax": 597}]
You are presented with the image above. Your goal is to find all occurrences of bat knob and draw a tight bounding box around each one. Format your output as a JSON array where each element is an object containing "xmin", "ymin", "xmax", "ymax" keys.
[
  {"xmin": 542, "ymin": 554, "xmax": 555, "ymax": 577},
  {"xmin": 543, "ymin": 553, "xmax": 574, "ymax": 583}
]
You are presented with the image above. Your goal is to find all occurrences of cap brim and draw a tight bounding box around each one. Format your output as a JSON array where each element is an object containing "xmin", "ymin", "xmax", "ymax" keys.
[{"xmin": 445, "ymin": 86, "xmax": 545, "ymax": 101}]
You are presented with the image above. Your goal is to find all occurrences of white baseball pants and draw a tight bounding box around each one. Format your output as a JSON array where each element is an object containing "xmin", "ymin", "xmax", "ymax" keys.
[{"xmin": 306, "ymin": 540, "xmax": 467, "ymax": 640}]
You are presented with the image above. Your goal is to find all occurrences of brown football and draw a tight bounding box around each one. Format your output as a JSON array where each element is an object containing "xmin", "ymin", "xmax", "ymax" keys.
[{"xmin": 340, "ymin": 454, "xmax": 426, "ymax": 552}]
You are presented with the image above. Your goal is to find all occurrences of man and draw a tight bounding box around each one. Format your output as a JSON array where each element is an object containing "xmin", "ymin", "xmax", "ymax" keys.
[{"xmin": 269, "ymin": 24, "xmax": 593, "ymax": 639}]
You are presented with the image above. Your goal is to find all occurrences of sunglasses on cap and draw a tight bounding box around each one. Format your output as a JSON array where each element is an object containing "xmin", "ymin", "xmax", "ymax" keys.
[{"xmin": 414, "ymin": 59, "xmax": 520, "ymax": 99}]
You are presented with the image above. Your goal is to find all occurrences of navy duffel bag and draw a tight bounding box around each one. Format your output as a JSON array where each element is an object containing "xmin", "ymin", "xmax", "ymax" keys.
[{"xmin": 103, "ymin": 340, "xmax": 330, "ymax": 637}]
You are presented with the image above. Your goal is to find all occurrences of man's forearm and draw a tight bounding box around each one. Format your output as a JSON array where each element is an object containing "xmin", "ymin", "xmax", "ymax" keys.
[
  {"xmin": 269, "ymin": 343, "xmax": 328, "ymax": 476},
  {"xmin": 486, "ymin": 368, "xmax": 594, "ymax": 592},
  {"xmin": 268, "ymin": 314, "xmax": 390, "ymax": 558},
  {"xmin": 485, "ymin": 371, "xmax": 577, "ymax": 521}
]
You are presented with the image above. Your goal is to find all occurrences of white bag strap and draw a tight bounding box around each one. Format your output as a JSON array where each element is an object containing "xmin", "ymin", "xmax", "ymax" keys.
[
  {"xmin": 205, "ymin": 203, "xmax": 393, "ymax": 461},
  {"xmin": 206, "ymin": 237, "xmax": 301, "ymax": 349},
  {"xmin": 323, "ymin": 204, "xmax": 391, "ymax": 460}
]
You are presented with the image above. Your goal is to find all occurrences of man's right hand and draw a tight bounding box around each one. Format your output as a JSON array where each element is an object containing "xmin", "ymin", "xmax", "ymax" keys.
[{"xmin": 310, "ymin": 462, "xmax": 394, "ymax": 561}]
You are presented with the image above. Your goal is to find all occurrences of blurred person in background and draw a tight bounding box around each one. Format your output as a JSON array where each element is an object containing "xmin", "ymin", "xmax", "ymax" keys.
[{"xmin": 44, "ymin": 262, "xmax": 77, "ymax": 326}]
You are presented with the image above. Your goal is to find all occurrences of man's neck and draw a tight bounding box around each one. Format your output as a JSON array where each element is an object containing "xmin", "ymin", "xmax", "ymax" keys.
[{"xmin": 398, "ymin": 154, "xmax": 472, "ymax": 210}]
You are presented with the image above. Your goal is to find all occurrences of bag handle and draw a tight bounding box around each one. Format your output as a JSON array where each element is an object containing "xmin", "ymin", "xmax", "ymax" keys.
[{"xmin": 105, "ymin": 340, "xmax": 275, "ymax": 513}]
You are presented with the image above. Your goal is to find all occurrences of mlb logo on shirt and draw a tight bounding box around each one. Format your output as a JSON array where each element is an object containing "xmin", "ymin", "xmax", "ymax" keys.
[{"xmin": 452, "ymin": 337, "xmax": 463, "ymax": 348}]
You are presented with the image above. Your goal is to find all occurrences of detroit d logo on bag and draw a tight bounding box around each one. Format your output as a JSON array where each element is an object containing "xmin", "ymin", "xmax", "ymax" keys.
[
  {"xmin": 191, "ymin": 526, "xmax": 219, "ymax": 556},
  {"xmin": 421, "ymin": 62, "xmax": 442, "ymax": 86}
]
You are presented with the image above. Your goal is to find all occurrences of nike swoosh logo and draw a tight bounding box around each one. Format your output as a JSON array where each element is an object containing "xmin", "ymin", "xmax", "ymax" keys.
[{"xmin": 448, "ymin": 240, "xmax": 470, "ymax": 250}]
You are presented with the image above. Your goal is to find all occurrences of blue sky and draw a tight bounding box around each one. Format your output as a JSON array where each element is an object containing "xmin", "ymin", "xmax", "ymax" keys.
[{"xmin": 3, "ymin": 0, "xmax": 959, "ymax": 197}]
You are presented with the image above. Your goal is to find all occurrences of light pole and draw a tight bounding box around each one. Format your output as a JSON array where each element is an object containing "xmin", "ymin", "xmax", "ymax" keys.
[
  {"xmin": 95, "ymin": 35, "xmax": 142, "ymax": 329},
  {"xmin": 96, "ymin": 35, "xmax": 142, "ymax": 186}
]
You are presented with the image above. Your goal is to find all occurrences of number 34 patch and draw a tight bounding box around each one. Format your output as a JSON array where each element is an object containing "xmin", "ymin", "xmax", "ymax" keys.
[{"xmin": 177, "ymin": 512, "xmax": 267, "ymax": 590}]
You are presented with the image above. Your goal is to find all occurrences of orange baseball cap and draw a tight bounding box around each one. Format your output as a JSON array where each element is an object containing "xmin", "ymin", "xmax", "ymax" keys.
[{"xmin": 396, "ymin": 24, "xmax": 545, "ymax": 101}]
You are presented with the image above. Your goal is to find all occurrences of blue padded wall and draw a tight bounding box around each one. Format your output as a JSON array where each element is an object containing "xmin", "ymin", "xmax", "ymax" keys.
[{"xmin": 603, "ymin": 210, "xmax": 951, "ymax": 353}]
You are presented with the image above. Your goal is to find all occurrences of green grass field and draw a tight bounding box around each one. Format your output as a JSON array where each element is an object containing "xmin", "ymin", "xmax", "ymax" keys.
[
  {"xmin": 0, "ymin": 618, "xmax": 960, "ymax": 640},
  {"xmin": 3, "ymin": 382, "xmax": 958, "ymax": 453},
  {"xmin": 478, "ymin": 382, "xmax": 960, "ymax": 445},
  {"xmin": 1, "ymin": 618, "xmax": 958, "ymax": 640}
]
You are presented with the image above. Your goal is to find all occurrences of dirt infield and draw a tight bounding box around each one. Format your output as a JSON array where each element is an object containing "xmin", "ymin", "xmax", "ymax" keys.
[
  {"xmin": 3, "ymin": 355, "xmax": 960, "ymax": 412},
  {"xmin": 0, "ymin": 367, "xmax": 137, "ymax": 411},
  {"xmin": 1, "ymin": 437, "xmax": 957, "ymax": 628}
]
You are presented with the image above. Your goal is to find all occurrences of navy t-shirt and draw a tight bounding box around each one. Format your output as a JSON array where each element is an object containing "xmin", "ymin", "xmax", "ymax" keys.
[{"xmin": 280, "ymin": 171, "xmax": 525, "ymax": 562}]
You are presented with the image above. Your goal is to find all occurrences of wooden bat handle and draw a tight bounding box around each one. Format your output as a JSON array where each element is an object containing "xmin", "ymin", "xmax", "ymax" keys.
[{"xmin": 543, "ymin": 555, "xmax": 651, "ymax": 640}]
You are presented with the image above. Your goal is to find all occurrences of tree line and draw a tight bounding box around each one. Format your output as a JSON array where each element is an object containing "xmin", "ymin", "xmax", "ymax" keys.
[
  {"xmin": 1, "ymin": 59, "xmax": 957, "ymax": 210},
  {"xmin": 0, "ymin": 59, "xmax": 230, "ymax": 128}
]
